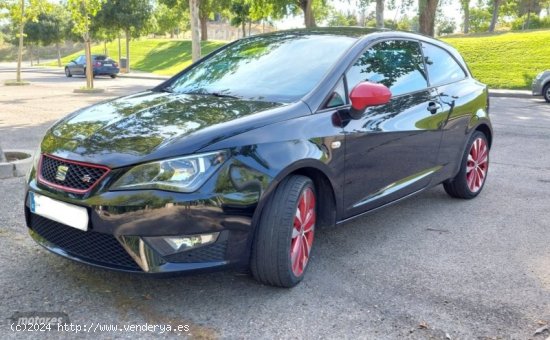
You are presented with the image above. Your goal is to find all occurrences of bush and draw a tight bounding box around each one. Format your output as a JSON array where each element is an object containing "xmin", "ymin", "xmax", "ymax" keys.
[{"xmin": 511, "ymin": 15, "xmax": 550, "ymax": 30}]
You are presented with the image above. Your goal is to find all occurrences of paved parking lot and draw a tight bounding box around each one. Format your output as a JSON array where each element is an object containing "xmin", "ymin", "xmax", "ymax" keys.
[{"xmin": 0, "ymin": 69, "xmax": 549, "ymax": 339}]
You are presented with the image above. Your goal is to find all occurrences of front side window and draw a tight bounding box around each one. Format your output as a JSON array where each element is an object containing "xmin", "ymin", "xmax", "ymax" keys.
[
  {"xmin": 346, "ymin": 40, "xmax": 428, "ymax": 97},
  {"xmin": 168, "ymin": 34, "xmax": 356, "ymax": 103},
  {"xmin": 422, "ymin": 43, "xmax": 467, "ymax": 86}
]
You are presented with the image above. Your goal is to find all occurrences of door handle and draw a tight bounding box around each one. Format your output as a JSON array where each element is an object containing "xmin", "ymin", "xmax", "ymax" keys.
[{"xmin": 427, "ymin": 102, "xmax": 441, "ymax": 114}]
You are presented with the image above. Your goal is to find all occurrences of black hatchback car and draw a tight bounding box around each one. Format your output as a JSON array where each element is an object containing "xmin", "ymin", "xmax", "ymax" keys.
[
  {"xmin": 25, "ymin": 28, "xmax": 492, "ymax": 287},
  {"xmin": 65, "ymin": 55, "xmax": 119, "ymax": 78}
]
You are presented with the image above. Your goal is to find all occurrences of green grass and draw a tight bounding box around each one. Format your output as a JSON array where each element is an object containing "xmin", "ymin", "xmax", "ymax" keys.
[
  {"xmin": 46, "ymin": 39, "xmax": 226, "ymax": 76},
  {"xmin": 442, "ymin": 30, "xmax": 550, "ymax": 89},
  {"xmin": 35, "ymin": 29, "xmax": 550, "ymax": 89}
]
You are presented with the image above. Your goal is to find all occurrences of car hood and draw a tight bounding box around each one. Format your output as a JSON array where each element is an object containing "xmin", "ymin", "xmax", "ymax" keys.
[{"xmin": 42, "ymin": 91, "xmax": 305, "ymax": 168}]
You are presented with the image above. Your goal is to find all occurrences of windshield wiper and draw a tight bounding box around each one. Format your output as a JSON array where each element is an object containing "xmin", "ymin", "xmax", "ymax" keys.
[
  {"xmin": 159, "ymin": 86, "xmax": 174, "ymax": 93},
  {"xmin": 185, "ymin": 91, "xmax": 241, "ymax": 99}
]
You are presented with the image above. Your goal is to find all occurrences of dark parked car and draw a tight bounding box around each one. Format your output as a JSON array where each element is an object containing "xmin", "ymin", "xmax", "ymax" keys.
[
  {"xmin": 65, "ymin": 55, "xmax": 119, "ymax": 78},
  {"xmin": 25, "ymin": 28, "xmax": 492, "ymax": 287}
]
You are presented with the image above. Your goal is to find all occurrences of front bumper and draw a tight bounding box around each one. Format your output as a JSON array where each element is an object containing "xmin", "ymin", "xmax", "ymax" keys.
[{"xmin": 24, "ymin": 163, "xmax": 260, "ymax": 274}]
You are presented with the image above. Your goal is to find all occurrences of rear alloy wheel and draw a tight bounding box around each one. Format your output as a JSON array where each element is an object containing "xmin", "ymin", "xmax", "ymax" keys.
[
  {"xmin": 65, "ymin": 67, "xmax": 72, "ymax": 78},
  {"xmin": 543, "ymin": 83, "xmax": 550, "ymax": 103},
  {"xmin": 110, "ymin": 74, "xmax": 117, "ymax": 79},
  {"xmin": 251, "ymin": 175, "xmax": 316, "ymax": 287},
  {"xmin": 444, "ymin": 131, "xmax": 489, "ymax": 199}
]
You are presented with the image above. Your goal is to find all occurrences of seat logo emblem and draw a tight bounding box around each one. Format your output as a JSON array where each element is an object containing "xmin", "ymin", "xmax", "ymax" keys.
[
  {"xmin": 81, "ymin": 174, "xmax": 92, "ymax": 183},
  {"xmin": 55, "ymin": 165, "xmax": 69, "ymax": 181}
]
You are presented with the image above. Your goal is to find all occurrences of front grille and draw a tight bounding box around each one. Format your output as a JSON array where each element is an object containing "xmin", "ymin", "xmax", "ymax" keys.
[
  {"xmin": 30, "ymin": 214, "xmax": 140, "ymax": 271},
  {"xmin": 39, "ymin": 154, "xmax": 109, "ymax": 194},
  {"xmin": 164, "ymin": 242, "xmax": 227, "ymax": 263}
]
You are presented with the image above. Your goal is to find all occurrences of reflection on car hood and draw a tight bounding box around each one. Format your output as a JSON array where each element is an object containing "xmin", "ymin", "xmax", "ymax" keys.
[{"xmin": 42, "ymin": 91, "xmax": 291, "ymax": 167}]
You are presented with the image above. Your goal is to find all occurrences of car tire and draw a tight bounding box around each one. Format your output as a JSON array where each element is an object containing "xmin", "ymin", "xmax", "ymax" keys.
[
  {"xmin": 251, "ymin": 175, "xmax": 316, "ymax": 288},
  {"xmin": 65, "ymin": 67, "xmax": 72, "ymax": 78},
  {"xmin": 443, "ymin": 131, "xmax": 489, "ymax": 199},
  {"xmin": 110, "ymin": 74, "xmax": 117, "ymax": 79},
  {"xmin": 543, "ymin": 83, "xmax": 550, "ymax": 103}
]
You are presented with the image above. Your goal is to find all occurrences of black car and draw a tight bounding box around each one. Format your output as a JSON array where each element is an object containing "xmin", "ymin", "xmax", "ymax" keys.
[
  {"xmin": 65, "ymin": 55, "xmax": 119, "ymax": 78},
  {"xmin": 26, "ymin": 28, "xmax": 492, "ymax": 287}
]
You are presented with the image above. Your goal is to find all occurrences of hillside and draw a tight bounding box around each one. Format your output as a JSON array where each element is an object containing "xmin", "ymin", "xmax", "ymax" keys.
[
  {"xmin": 47, "ymin": 39, "xmax": 226, "ymax": 76},
  {"xmin": 442, "ymin": 30, "xmax": 550, "ymax": 89},
  {"xmin": 39, "ymin": 29, "xmax": 550, "ymax": 89}
]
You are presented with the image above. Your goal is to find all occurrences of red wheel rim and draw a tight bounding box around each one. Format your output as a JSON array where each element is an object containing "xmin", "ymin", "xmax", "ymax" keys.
[
  {"xmin": 466, "ymin": 137, "xmax": 489, "ymax": 193},
  {"xmin": 290, "ymin": 187, "xmax": 316, "ymax": 277}
]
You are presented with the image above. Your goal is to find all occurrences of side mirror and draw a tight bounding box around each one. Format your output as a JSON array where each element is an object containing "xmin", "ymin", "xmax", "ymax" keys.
[{"xmin": 348, "ymin": 82, "xmax": 392, "ymax": 119}]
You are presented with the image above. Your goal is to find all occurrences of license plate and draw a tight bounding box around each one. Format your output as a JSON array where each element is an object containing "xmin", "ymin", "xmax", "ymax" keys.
[
  {"xmin": 103, "ymin": 63, "xmax": 112, "ymax": 67},
  {"xmin": 29, "ymin": 192, "xmax": 89, "ymax": 231}
]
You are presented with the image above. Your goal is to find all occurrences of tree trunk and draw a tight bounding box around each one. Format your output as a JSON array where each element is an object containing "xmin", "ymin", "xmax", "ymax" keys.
[
  {"xmin": 242, "ymin": 22, "xmax": 246, "ymax": 37},
  {"xmin": 488, "ymin": 0, "xmax": 501, "ymax": 32},
  {"xmin": 461, "ymin": 0, "xmax": 470, "ymax": 34},
  {"xmin": 248, "ymin": 20, "xmax": 252, "ymax": 36},
  {"xmin": 104, "ymin": 41, "xmax": 107, "ymax": 55},
  {"xmin": 29, "ymin": 44, "xmax": 33, "ymax": 66},
  {"xmin": 200, "ymin": 13, "xmax": 208, "ymax": 41},
  {"xmin": 524, "ymin": 0, "xmax": 532, "ymax": 30},
  {"xmin": 376, "ymin": 0, "xmax": 384, "ymax": 28},
  {"xmin": 16, "ymin": 0, "xmax": 25, "ymax": 83},
  {"xmin": 117, "ymin": 34, "xmax": 121, "ymax": 64},
  {"xmin": 125, "ymin": 29, "xmax": 131, "ymax": 73},
  {"xmin": 418, "ymin": 0, "xmax": 439, "ymax": 36},
  {"xmin": 36, "ymin": 49, "xmax": 40, "ymax": 65},
  {"xmin": 189, "ymin": 0, "xmax": 201, "ymax": 62},
  {"xmin": 300, "ymin": 0, "xmax": 316, "ymax": 28},
  {"xmin": 56, "ymin": 42, "xmax": 61, "ymax": 67},
  {"xmin": 84, "ymin": 37, "xmax": 94, "ymax": 88}
]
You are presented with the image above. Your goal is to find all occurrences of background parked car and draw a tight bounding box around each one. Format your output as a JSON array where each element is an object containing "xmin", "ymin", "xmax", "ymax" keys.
[
  {"xmin": 65, "ymin": 55, "xmax": 120, "ymax": 78},
  {"xmin": 532, "ymin": 70, "xmax": 550, "ymax": 102}
]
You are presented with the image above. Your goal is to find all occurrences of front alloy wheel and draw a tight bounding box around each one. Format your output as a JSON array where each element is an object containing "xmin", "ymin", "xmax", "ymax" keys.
[{"xmin": 251, "ymin": 175, "xmax": 316, "ymax": 287}]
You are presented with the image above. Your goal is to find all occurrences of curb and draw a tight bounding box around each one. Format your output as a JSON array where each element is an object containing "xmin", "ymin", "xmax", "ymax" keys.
[
  {"xmin": 0, "ymin": 150, "xmax": 34, "ymax": 179},
  {"xmin": 489, "ymin": 91, "xmax": 532, "ymax": 99},
  {"xmin": 117, "ymin": 73, "xmax": 169, "ymax": 81}
]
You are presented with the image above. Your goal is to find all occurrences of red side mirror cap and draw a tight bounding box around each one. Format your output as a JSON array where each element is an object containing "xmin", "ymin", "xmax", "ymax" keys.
[{"xmin": 349, "ymin": 82, "xmax": 392, "ymax": 111}]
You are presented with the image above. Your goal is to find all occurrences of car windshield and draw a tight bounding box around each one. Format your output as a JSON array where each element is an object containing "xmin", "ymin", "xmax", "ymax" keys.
[{"xmin": 167, "ymin": 34, "xmax": 357, "ymax": 102}]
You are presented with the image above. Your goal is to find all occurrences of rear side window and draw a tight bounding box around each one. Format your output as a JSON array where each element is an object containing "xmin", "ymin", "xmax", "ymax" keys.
[
  {"xmin": 422, "ymin": 43, "xmax": 467, "ymax": 86},
  {"xmin": 346, "ymin": 40, "xmax": 428, "ymax": 97}
]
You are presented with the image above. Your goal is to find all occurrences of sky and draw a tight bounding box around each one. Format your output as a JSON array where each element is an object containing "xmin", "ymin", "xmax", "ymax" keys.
[{"xmin": 275, "ymin": 0, "xmax": 464, "ymax": 30}]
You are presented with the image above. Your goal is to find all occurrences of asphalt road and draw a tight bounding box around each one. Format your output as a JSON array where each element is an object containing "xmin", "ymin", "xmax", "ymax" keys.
[{"xmin": 0, "ymin": 69, "xmax": 549, "ymax": 339}]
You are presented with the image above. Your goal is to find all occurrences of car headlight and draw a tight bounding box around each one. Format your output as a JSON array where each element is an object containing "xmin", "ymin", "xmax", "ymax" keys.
[{"xmin": 111, "ymin": 150, "xmax": 228, "ymax": 192}]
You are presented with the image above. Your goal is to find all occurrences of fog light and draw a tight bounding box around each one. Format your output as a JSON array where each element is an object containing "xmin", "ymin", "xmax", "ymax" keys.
[
  {"xmin": 165, "ymin": 233, "xmax": 218, "ymax": 251},
  {"xmin": 143, "ymin": 232, "xmax": 220, "ymax": 256}
]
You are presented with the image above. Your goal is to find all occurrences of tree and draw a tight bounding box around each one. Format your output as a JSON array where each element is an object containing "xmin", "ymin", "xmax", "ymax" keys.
[
  {"xmin": 190, "ymin": 0, "xmax": 201, "ymax": 61},
  {"xmin": 488, "ymin": 0, "xmax": 502, "ymax": 32},
  {"xmin": 461, "ymin": 0, "xmax": 470, "ymax": 33},
  {"xmin": 67, "ymin": 0, "xmax": 105, "ymax": 89},
  {"xmin": 153, "ymin": 3, "xmax": 189, "ymax": 37},
  {"xmin": 436, "ymin": 16, "xmax": 456, "ymax": 35},
  {"xmin": 418, "ymin": 0, "xmax": 439, "ymax": 36},
  {"xmin": 94, "ymin": 0, "xmax": 152, "ymax": 73},
  {"xmin": 1, "ymin": 0, "xmax": 52, "ymax": 83},
  {"xmin": 327, "ymin": 9, "xmax": 359, "ymax": 26},
  {"xmin": 199, "ymin": 0, "xmax": 231, "ymax": 41},
  {"xmin": 253, "ymin": 0, "xmax": 327, "ymax": 28},
  {"xmin": 230, "ymin": 0, "xmax": 252, "ymax": 37},
  {"xmin": 468, "ymin": 7, "xmax": 491, "ymax": 32}
]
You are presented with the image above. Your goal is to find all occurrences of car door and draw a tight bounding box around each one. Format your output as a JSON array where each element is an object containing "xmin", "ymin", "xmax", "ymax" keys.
[
  {"xmin": 342, "ymin": 39, "xmax": 445, "ymax": 218},
  {"xmin": 420, "ymin": 42, "xmax": 480, "ymax": 183},
  {"xmin": 74, "ymin": 56, "xmax": 85, "ymax": 75}
]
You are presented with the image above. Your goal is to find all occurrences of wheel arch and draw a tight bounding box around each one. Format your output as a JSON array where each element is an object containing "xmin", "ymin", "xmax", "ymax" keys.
[
  {"xmin": 251, "ymin": 160, "xmax": 340, "ymax": 233},
  {"xmin": 474, "ymin": 122, "xmax": 493, "ymax": 149}
]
